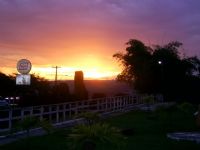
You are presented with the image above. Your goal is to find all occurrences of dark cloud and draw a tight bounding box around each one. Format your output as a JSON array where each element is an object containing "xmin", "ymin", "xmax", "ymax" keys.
[{"xmin": 0, "ymin": 0, "xmax": 199, "ymax": 60}]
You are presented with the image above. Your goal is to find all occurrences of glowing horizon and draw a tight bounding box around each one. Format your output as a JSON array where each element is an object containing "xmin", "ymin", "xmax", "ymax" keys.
[
  {"xmin": 30, "ymin": 66, "xmax": 120, "ymax": 80},
  {"xmin": 1, "ymin": 59, "xmax": 121, "ymax": 80},
  {"xmin": 0, "ymin": 0, "xmax": 200, "ymax": 79}
]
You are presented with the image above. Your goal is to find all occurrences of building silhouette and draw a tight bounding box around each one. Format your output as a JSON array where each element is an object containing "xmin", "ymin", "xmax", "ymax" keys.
[{"xmin": 74, "ymin": 71, "xmax": 88, "ymax": 100}]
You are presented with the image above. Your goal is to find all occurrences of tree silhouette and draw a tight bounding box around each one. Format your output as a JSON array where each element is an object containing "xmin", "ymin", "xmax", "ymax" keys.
[
  {"xmin": 113, "ymin": 39, "xmax": 153, "ymax": 93},
  {"xmin": 0, "ymin": 72, "xmax": 15, "ymax": 96},
  {"xmin": 114, "ymin": 39, "xmax": 200, "ymax": 102},
  {"xmin": 16, "ymin": 74, "xmax": 71, "ymax": 106},
  {"xmin": 51, "ymin": 82, "xmax": 70, "ymax": 103}
]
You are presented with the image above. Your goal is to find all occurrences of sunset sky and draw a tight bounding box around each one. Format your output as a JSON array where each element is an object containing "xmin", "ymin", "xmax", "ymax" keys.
[{"xmin": 0, "ymin": 0, "xmax": 200, "ymax": 80}]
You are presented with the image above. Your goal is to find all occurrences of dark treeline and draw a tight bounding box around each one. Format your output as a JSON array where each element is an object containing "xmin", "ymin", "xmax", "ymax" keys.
[
  {"xmin": 114, "ymin": 39, "xmax": 200, "ymax": 103},
  {"xmin": 1, "ymin": 39, "xmax": 200, "ymax": 106},
  {"xmin": 0, "ymin": 73, "xmax": 71, "ymax": 106}
]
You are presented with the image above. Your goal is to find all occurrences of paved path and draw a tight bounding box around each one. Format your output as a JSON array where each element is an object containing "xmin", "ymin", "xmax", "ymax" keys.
[
  {"xmin": 167, "ymin": 132, "xmax": 200, "ymax": 143},
  {"xmin": 0, "ymin": 118, "xmax": 83, "ymax": 145}
]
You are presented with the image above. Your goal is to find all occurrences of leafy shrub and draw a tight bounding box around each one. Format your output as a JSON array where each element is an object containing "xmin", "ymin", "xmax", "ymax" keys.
[
  {"xmin": 18, "ymin": 116, "xmax": 39, "ymax": 137},
  {"xmin": 68, "ymin": 123, "xmax": 125, "ymax": 150},
  {"xmin": 75, "ymin": 112, "xmax": 101, "ymax": 126},
  {"xmin": 142, "ymin": 95, "xmax": 154, "ymax": 105},
  {"xmin": 142, "ymin": 95, "xmax": 155, "ymax": 111},
  {"xmin": 178, "ymin": 102, "xmax": 195, "ymax": 114},
  {"xmin": 155, "ymin": 103, "xmax": 177, "ymax": 113},
  {"xmin": 39, "ymin": 119, "xmax": 54, "ymax": 134},
  {"xmin": 120, "ymin": 128, "xmax": 135, "ymax": 136},
  {"xmin": 92, "ymin": 93, "xmax": 106, "ymax": 99}
]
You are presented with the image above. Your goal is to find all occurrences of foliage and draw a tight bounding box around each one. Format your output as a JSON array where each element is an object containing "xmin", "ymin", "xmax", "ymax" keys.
[
  {"xmin": 18, "ymin": 116, "xmax": 39, "ymax": 137},
  {"xmin": 142, "ymin": 95, "xmax": 155, "ymax": 111},
  {"xmin": 12, "ymin": 117, "xmax": 54, "ymax": 137},
  {"xmin": 113, "ymin": 39, "xmax": 200, "ymax": 102},
  {"xmin": 71, "ymin": 112, "xmax": 125, "ymax": 150},
  {"xmin": 39, "ymin": 119, "xmax": 55, "ymax": 134},
  {"xmin": 113, "ymin": 39, "xmax": 152, "ymax": 93},
  {"xmin": 68, "ymin": 123, "xmax": 125, "ymax": 150},
  {"xmin": 16, "ymin": 74, "xmax": 52, "ymax": 106},
  {"xmin": 178, "ymin": 102, "xmax": 195, "ymax": 114},
  {"xmin": 155, "ymin": 103, "xmax": 177, "ymax": 113},
  {"xmin": 142, "ymin": 95, "xmax": 154, "ymax": 104},
  {"xmin": 0, "ymin": 72, "xmax": 71, "ymax": 106},
  {"xmin": 51, "ymin": 83, "xmax": 70, "ymax": 103},
  {"xmin": 0, "ymin": 72, "xmax": 15, "ymax": 96},
  {"xmin": 1, "ymin": 109, "xmax": 200, "ymax": 150},
  {"xmin": 92, "ymin": 93, "xmax": 106, "ymax": 99},
  {"xmin": 75, "ymin": 112, "xmax": 101, "ymax": 126}
]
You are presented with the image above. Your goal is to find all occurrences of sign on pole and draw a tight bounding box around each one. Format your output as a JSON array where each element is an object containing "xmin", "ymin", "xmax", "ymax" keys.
[
  {"xmin": 16, "ymin": 74, "xmax": 31, "ymax": 85},
  {"xmin": 17, "ymin": 59, "xmax": 32, "ymax": 74},
  {"xmin": 16, "ymin": 59, "xmax": 32, "ymax": 85}
]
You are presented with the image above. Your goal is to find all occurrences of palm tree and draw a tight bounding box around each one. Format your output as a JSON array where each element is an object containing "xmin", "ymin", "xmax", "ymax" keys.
[
  {"xmin": 142, "ymin": 95, "xmax": 154, "ymax": 111},
  {"xmin": 68, "ymin": 123, "xmax": 125, "ymax": 150},
  {"xmin": 75, "ymin": 112, "xmax": 101, "ymax": 126},
  {"xmin": 19, "ymin": 116, "xmax": 39, "ymax": 137},
  {"xmin": 39, "ymin": 119, "xmax": 54, "ymax": 134}
]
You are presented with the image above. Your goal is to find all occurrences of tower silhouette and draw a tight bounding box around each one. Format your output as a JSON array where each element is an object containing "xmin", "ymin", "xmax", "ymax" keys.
[{"xmin": 74, "ymin": 71, "xmax": 88, "ymax": 100}]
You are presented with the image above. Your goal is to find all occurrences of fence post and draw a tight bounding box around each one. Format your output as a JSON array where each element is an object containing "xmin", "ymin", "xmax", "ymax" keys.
[
  {"xmin": 97, "ymin": 99, "xmax": 100, "ymax": 112},
  {"xmin": 56, "ymin": 105, "xmax": 59, "ymax": 123},
  {"xmin": 49, "ymin": 106, "xmax": 52, "ymax": 122},
  {"xmin": 75, "ymin": 101, "xmax": 78, "ymax": 115},
  {"xmin": 40, "ymin": 106, "xmax": 44, "ymax": 121},
  {"xmin": 21, "ymin": 108, "xmax": 24, "ymax": 120},
  {"xmin": 30, "ymin": 107, "xmax": 33, "ymax": 116},
  {"xmin": 63, "ymin": 104, "xmax": 66, "ymax": 121},
  {"xmin": 114, "ymin": 97, "xmax": 116, "ymax": 111},
  {"xmin": 8, "ymin": 109, "xmax": 12, "ymax": 131}
]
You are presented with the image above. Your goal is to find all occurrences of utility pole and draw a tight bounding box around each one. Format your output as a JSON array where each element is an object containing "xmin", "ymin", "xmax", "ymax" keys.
[{"xmin": 52, "ymin": 66, "xmax": 61, "ymax": 85}]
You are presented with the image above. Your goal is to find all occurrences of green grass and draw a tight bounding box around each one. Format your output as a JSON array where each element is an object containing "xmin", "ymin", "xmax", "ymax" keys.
[
  {"xmin": 1, "ymin": 107, "xmax": 200, "ymax": 150},
  {"xmin": 106, "ymin": 109, "xmax": 200, "ymax": 150},
  {"xmin": 0, "ymin": 129, "xmax": 70, "ymax": 150}
]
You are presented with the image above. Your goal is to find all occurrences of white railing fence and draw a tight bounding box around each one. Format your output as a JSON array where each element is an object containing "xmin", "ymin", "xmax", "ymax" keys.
[{"xmin": 0, "ymin": 95, "xmax": 143, "ymax": 133}]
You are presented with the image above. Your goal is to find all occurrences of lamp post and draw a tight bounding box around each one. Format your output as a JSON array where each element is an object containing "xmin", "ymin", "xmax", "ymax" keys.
[{"xmin": 158, "ymin": 60, "xmax": 164, "ymax": 101}]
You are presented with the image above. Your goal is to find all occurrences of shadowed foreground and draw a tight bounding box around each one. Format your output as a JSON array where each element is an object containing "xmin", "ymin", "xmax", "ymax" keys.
[{"xmin": 1, "ymin": 107, "xmax": 200, "ymax": 150}]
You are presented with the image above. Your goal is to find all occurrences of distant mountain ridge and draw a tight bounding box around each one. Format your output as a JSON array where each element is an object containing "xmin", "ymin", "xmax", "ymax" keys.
[{"xmin": 64, "ymin": 80, "xmax": 134, "ymax": 98}]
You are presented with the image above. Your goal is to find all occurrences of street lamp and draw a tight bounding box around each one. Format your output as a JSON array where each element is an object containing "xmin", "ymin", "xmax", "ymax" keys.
[
  {"xmin": 158, "ymin": 60, "xmax": 162, "ymax": 65},
  {"xmin": 158, "ymin": 60, "xmax": 164, "ymax": 102}
]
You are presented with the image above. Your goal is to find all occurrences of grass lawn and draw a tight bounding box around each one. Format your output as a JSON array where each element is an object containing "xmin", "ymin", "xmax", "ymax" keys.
[
  {"xmin": 0, "ymin": 106, "xmax": 200, "ymax": 150},
  {"xmin": 106, "ymin": 108, "xmax": 200, "ymax": 150}
]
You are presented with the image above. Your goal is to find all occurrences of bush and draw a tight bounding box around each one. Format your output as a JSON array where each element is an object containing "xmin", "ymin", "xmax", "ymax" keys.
[
  {"xmin": 18, "ymin": 116, "xmax": 39, "ymax": 137},
  {"xmin": 92, "ymin": 93, "xmax": 106, "ymax": 99},
  {"xmin": 39, "ymin": 119, "xmax": 54, "ymax": 134},
  {"xmin": 68, "ymin": 123, "xmax": 126, "ymax": 150},
  {"xmin": 142, "ymin": 95, "xmax": 154, "ymax": 104},
  {"xmin": 196, "ymin": 104, "xmax": 200, "ymax": 128},
  {"xmin": 178, "ymin": 102, "xmax": 195, "ymax": 114}
]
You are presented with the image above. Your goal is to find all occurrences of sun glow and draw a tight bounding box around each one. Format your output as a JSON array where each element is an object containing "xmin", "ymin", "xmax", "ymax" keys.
[
  {"xmin": 1, "ymin": 55, "xmax": 120, "ymax": 80},
  {"xmin": 84, "ymin": 69, "xmax": 117, "ymax": 80},
  {"xmin": 30, "ymin": 66, "xmax": 119, "ymax": 80}
]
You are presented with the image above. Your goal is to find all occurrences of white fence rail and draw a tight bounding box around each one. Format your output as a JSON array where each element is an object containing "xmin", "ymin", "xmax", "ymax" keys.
[{"xmin": 0, "ymin": 95, "xmax": 142, "ymax": 133}]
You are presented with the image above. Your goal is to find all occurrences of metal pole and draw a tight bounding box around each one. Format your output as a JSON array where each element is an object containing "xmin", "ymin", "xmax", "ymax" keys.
[{"xmin": 52, "ymin": 66, "xmax": 61, "ymax": 85}]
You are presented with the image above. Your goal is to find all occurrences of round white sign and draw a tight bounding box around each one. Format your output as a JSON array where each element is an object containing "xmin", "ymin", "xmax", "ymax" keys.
[{"xmin": 17, "ymin": 59, "xmax": 32, "ymax": 74}]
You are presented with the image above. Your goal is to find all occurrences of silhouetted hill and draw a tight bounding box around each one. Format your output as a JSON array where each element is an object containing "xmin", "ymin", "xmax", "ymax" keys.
[{"xmin": 64, "ymin": 80, "xmax": 134, "ymax": 98}]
